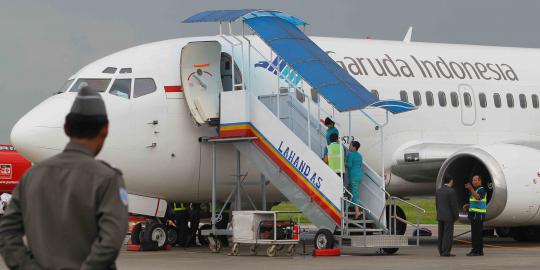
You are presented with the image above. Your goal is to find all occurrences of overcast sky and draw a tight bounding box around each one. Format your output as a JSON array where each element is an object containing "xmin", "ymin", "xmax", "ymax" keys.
[{"xmin": 1, "ymin": 0, "xmax": 540, "ymax": 142}]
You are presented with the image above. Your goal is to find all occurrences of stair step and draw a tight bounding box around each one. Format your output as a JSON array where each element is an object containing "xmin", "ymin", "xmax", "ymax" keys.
[
  {"xmin": 349, "ymin": 235, "xmax": 409, "ymax": 248},
  {"xmin": 346, "ymin": 219, "xmax": 375, "ymax": 223},
  {"xmin": 346, "ymin": 228, "xmax": 384, "ymax": 233}
]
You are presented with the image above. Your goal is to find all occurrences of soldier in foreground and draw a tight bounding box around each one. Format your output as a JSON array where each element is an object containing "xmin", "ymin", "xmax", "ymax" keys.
[{"xmin": 0, "ymin": 87, "xmax": 129, "ymax": 269}]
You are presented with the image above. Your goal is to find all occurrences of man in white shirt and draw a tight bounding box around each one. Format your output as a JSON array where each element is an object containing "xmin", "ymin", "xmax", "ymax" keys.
[{"xmin": 0, "ymin": 193, "xmax": 12, "ymax": 215}]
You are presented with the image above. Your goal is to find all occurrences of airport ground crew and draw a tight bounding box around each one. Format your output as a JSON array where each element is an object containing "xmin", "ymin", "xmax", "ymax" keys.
[
  {"xmin": 186, "ymin": 203, "xmax": 201, "ymax": 247},
  {"xmin": 346, "ymin": 141, "xmax": 363, "ymax": 219},
  {"xmin": 0, "ymin": 87, "xmax": 129, "ymax": 269},
  {"xmin": 324, "ymin": 117, "xmax": 339, "ymax": 145},
  {"xmin": 464, "ymin": 175, "xmax": 487, "ymax": 256},
  {"xmin": 172, "ymin": 202, "xmax": 190, "ymax": 246},
  {"xmin": 324, "ymin": 133, "xmax": 345, "ymax": 177}
]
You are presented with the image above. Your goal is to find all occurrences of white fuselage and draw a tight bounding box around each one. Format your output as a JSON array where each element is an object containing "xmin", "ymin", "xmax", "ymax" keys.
[{"xmin": 11, "ymin": 36, "xmax": 540, "ymax": 205}]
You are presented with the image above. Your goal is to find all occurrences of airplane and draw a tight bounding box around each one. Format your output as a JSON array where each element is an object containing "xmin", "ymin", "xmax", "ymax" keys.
[{"xmin": 9, "ymin": 10, "xmax": 540, "ymax": 245}]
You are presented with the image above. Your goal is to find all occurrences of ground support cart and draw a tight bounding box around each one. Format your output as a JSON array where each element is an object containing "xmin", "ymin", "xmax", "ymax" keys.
[{"xmin": 231, "ymin": 211, "xmax": 300, "ymax": 257}]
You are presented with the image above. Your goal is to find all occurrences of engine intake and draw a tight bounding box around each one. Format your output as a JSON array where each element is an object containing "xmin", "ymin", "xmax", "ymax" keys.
[{"xmin": 437, "ymin": 143, "xmax": 540, "ymax": 226}]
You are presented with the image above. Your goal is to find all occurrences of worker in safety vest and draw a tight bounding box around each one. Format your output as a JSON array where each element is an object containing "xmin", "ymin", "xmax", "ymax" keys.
[
  {"xmin": 463, "ymin": 175, "xmax": 487, "ymax": 256},
  {"xmin": 324, "ymin": 117, "xmax": 339, "ymax": 145},
  {"xmin": 323, "ymin": 132, "xmax": 345, "ymax": 177},
  {"xmin": 171, "ymin": 202, "xmax": 190, "ymax": 247}
]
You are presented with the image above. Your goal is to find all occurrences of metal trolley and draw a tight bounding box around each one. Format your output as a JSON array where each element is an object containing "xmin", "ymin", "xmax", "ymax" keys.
[{"xmin": 230, "ymin": 211, "xmax": 300, "ymax": 257}]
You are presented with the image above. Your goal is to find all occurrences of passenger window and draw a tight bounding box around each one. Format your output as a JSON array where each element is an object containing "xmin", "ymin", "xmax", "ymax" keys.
[
  {"xmin": 426, "ymin": 91, "xmax": 434, "ymax": 106},
  {"xmin": 109, "ymin": 79, "xmax": 131, "ymax": 99},
  {"xmin": 532, "ymin": 94, "xmax": 539, "ymax": 109},
  {"xmin": 506, "ymin": 93, "xmax": 514, "ymax": 108},
  {"xmin": 438, "ymin": 91, "xmax": 447, "ymax": 107},
  {"xmin": 494, "ymin": 93, "xmax": 502, "ymax": 108},
  {"xmin": 134, "ymin": 78, "xmax": 157, "ymax": 98},
  {"xmin": 463, "ymin": 93, "xmax": 472, "ymax": 107},
  {"xmin": 479, "ymin": 93, "xmax": 487, "ymax": 108},
  {"xmin": 70, "ymin": 78, "xmax": 112, "ymax": 92},
  {"xmin": 519, "ymin": 94, "xmax": 527, "ymax": 108},
  {"xmin": 371, "ymin": 89, "xmax": 379, "ymax": 99},
  {"xmin": 311, "ymin": 88, "xmax": 319, "ymax": 103},
  {"xmin": 400, "ymin": 90, "xmax": 408, "ymax": 102},
  {"xmin": 413, "ymin": 91, "xmax": 422, "ymax": 106},
  {"xmin": 295, "ymin": 89, "xmax": 305, "ymax": 103},
  {"xmin": 450, "ymin": 92, "xmax": 459, "ymax": 107}
]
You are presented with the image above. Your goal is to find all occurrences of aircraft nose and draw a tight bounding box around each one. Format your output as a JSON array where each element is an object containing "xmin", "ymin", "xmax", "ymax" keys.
[{"xmin": 11, "ymin": 95, "xmax": 73, "ymax": 162}]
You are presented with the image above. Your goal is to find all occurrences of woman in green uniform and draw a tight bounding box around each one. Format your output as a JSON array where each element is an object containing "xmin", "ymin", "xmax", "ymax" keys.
[
  {"xmin": 324, "ymin": 117, "xmax": 339, "ymax": 145},
  {"xmin": 346, "ymin": 141, "xmax": 363, "ymax": 219}
]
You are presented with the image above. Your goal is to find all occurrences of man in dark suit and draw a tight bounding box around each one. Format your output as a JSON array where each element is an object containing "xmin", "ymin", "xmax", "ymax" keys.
[{"xmin": 435, "ymin": 175, "xmax": 460, "ymax": 257}]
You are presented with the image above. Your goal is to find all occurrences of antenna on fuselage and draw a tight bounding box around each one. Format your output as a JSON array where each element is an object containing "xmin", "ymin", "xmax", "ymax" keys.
[{"xmin": 403, "ymin": 26, "xmax": 413, "ymax": 43}]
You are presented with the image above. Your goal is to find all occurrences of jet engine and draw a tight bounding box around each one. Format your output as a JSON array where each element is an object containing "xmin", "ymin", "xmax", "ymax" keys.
[{"xmin": 436, "ymin": 143, "xmax": 540, "ymax": 230}]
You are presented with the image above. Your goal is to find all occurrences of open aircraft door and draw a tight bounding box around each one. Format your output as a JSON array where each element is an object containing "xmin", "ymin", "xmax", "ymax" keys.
[{"xmin": 180, "ymin": 41, "xmax": 223, "ymax": 124}]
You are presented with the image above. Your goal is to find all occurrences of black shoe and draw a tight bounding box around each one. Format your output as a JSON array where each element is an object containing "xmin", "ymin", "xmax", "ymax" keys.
[
  {"xmin": 466, "ymin": 252, "xmax": 481, "ymax": 256},
  {"xmin": 441, "ymin": 254, "xmax": 456, "ymax": 257}
]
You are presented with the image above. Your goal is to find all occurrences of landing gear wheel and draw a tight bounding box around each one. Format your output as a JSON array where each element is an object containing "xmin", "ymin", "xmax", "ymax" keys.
[
  {"xmin": 249, "ymin": 245, "xmax": 258, "ymax": 255},
  {"xmin": 209, "ymin": 236, "xmax": 222, "ymax": 253},
  {"xmin": 166, "ymin": 225, "xmax": 177, "ymax": 245},
  {"xmin": 230, "ymin": 243, "xmax": 240, "ymax": 256},
  {"xmin": 385, "ymin": 205, "xmax": 407, "ymax": 235},
  {"xmin": 511, "ymin": 226, "xmax": 540, "ymax": 242},
  {"xmin": 314, "ymin": 229, "xmax": 335, "ymax": 249},
  {"xmin": 267, "ymin": 245, "xmax": 277, "ymax": 257},
  {"xmin": 382, "ymin": 248, "xmax": 399, "ymax": 255},
  {"xmin": 496, "ymin": 227, "xmax": 511, "ymax": 238},
  {"xmin": 142, "ymin": 223, "xmax": 167, "ymax": 249},
  {"xmin": 130, "ymin": 222, "xmax": 144, "ymax": 245},
  {"xmin": 286, "ymin": 245, "xmax": 296, "ymax": 256}
]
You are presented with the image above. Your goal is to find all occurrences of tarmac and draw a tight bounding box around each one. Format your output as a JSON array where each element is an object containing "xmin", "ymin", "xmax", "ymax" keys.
[{"xmin": 3, "ymin": 225, "xmax": 540, "ymax": 269}]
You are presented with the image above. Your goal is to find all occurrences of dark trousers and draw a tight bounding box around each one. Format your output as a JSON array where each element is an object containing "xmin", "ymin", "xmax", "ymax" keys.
[
  {"xmin": 470, "ymin": 219, "xmax": 484, "ymax": 254},
  {"xmin": 174, "ymin": 210, "xmax": 189, "ymax": 246},
  {"xmin": 437, "ymin": 220, "xmax": 454, "ymax": 255},
  {"xmin": 187, "ymin": 204, "xmax": 201, "ymax": 246}
]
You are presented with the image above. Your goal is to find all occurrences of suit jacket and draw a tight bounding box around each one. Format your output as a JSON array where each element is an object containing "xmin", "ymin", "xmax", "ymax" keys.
[{"xmin": 435, "ymin": 185, "xmax": 460, "ymax": 222}]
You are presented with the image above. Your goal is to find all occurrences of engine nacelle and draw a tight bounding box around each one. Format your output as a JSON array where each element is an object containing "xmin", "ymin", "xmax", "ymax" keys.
[{"xmin": 436, "ymin": 143, "xmax": 540, "ymax": 226}]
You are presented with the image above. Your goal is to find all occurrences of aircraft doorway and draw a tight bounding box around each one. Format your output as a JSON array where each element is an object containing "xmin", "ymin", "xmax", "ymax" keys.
[
  {"xmin": 180, "ymin": 42, "xmax": 244, "ymax": 125},
  {"xmin": 458, "ymin": 84, "xmax": 476, "ymax": 126},
  {"xmin": 220, "ymin": 52, "xmax": 243, "ymax": 92}
]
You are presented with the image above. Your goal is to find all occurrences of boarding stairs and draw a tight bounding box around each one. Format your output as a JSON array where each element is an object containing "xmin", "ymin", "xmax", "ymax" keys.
[
  {"xmin": 182, "ymin": 9, "xmax": 422, "ymax": 252},
  {"xmin": 219, "ymin": 90, "xmax": 416, "ymax": 250}
]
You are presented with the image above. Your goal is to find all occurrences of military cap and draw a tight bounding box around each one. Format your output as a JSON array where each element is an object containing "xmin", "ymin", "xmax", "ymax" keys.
[{"xmin": 69, "ymin": 87, "xmax": 107, "ymax": 116}]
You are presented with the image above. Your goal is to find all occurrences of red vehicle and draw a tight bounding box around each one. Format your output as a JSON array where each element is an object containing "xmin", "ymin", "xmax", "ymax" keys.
[{"xmin": 0, "ymin": 145, "xmax": 32, "ymax": 193}]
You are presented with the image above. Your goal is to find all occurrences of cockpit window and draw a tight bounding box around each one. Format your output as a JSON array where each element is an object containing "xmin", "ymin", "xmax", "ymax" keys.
[
  {"xmin": 120, "ymin": 68, "xmax": 132, "ymax": 74},
  {"xmin": 70, "ymin": 78, "xmax": 112, "ymax": 92},
  {"xmin": 134, "ymin": 78, "xmax": 156, "ymax": 98},
  {"xmin": 102, "ymin": 67, "xmax": 117, "ymax": 74},
  {"xmin": 109, "ymin": 79, "xmax": 131, "ymax": 99},
  {"xmin": 59, "ymin": 79, "xmax": 74, "ymax": 93}
]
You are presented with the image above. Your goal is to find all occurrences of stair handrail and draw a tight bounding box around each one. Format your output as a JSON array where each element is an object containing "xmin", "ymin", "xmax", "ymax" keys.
[{"xmin": 389, "ymin": 196, "xmax": 426, "ymax": 213}]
